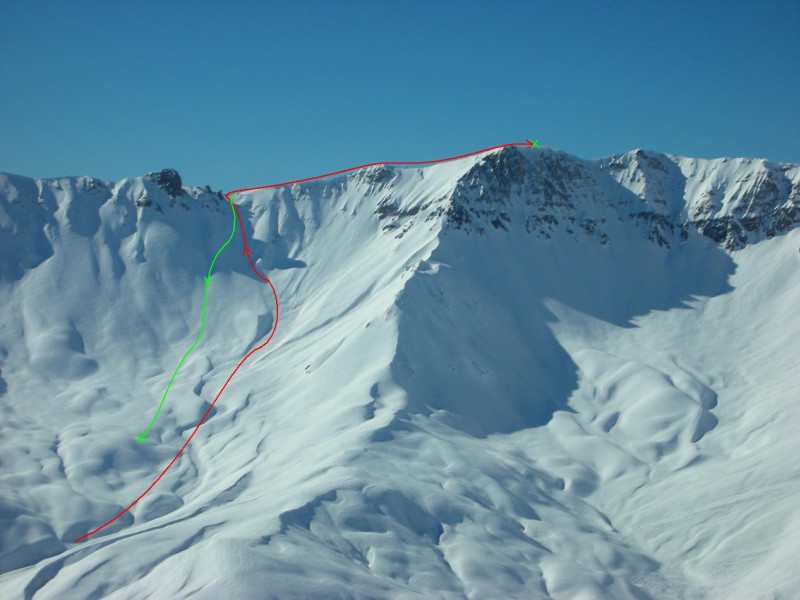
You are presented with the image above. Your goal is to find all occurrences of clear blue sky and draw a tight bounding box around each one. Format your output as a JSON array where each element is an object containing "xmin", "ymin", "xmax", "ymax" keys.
[{"xmin": 1, "ymin": 1, "xmax": 798, "ymax": 191}]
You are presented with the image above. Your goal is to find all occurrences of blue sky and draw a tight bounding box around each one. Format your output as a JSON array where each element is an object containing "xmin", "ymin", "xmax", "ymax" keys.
[{"xmin": 1, "ymin": 1, "xmax": 798, "ymax": 191}]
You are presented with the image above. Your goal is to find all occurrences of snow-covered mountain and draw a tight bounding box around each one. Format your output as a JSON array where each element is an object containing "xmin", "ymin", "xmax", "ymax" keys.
[{"xmin": 1, "ymin": 147, "xmax": 799, "ymax": 599}]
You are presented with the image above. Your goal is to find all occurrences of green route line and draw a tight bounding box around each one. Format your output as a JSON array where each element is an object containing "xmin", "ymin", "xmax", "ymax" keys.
[
  {"xmin": 137, "ymin": 196, "xmax": 238, "ymax": 443},
  {"xmin": 207, "ymin": 195, "xmax": 237, "ymax": 279}
]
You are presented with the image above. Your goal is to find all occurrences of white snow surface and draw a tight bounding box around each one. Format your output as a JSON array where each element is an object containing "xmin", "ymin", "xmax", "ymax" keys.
[{"xmin": 0, "ymin": 148, "xmax": 799, "ymax": 599}]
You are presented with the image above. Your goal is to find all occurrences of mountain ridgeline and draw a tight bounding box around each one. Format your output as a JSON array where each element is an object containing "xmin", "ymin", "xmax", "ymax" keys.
[
  {"xmin": 2, "ymin": 147, "xmax": 797, "ymax": 274},
  {"xmin": 1, "ymin": 147, "xmax": 799, "ymax": 599},
  {"xmin": 370, "ymin": 147, "xmax": 799, "ymax": 250}
]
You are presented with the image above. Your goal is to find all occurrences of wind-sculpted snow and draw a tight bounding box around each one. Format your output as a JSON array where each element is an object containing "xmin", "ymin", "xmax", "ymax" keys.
[{"xmin": 0, "ymin": 147, "xmax": 798, "ymax": 599}]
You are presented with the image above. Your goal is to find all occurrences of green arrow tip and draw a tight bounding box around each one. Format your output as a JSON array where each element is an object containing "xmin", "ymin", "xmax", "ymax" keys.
[{"xmin": 137, "ymin": 432, "xmax": 147, "ymax": 443}]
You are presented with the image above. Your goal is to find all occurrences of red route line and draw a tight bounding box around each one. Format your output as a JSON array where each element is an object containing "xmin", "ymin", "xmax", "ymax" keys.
[
  {"xmin": 73, "ymin": 141, "xmax": 530, "ymax": 542},
  {"xmin": 229, "ymin": 141, "xmax": 532, "ymax": 194},
  {"xmin": 73, "ymin": 198, "xmax": 278, "ymax": 543}
]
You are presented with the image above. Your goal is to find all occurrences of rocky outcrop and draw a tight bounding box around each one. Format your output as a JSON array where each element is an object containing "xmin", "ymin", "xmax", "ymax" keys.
[
  {"xmin": 146, "ymin": 168, "xmax": 184, "ymax": 198},
  {"xmin": 438, "ymin": 147, "xmax": 800, "ymax": 250}
]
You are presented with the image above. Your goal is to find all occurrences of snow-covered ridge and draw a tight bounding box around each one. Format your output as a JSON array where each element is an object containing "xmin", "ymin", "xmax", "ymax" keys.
[
  {"xmin": 0, "ymin": 169, "xmax": 227, "ymax": 281},
  {"xmin": 1, "ymin": 149, "xmax": 799, "ymax": 599},
  {"xmin": 2, "ymin": 148, "xmax": 797, "ymax": 258},
  {"xmin": 434, "ymin": 147, "xmax": 800, "ymax": 249}
]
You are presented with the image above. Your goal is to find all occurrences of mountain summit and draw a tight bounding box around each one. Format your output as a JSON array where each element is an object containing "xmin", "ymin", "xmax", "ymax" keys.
[{"xmin": 1, "ymin": 147, "xmax": 799, "ymax": 599}]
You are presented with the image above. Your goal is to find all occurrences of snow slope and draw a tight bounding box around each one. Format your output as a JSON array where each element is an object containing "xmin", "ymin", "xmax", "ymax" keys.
[{"xmin": 0, "ymin": 149, "xmax": 798, "ymax": 599}]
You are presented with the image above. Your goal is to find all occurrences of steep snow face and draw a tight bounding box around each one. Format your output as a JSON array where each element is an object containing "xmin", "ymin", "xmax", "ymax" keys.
[{"xmin": 0, "ymin": 149, "xmax": 798, "ymax": 600}]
